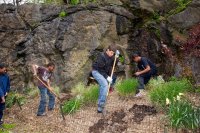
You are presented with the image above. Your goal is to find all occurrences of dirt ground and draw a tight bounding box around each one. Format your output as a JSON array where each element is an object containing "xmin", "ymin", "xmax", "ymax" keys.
[{"xmin": 3, "ymin": 92, "xmax": 189, "ymax": 133}]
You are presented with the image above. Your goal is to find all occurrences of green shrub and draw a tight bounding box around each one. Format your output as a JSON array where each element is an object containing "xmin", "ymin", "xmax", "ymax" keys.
[
  {"xmin": 0, "ymin": 123, "xmax": 16, "ymax": 133},
  {"xmin": 167, "ymin": 100, "xmax": 200, "ymax": 130},
  {"xmin": 82, "ymin": 84, "xmax": 98, "ymax": 105},
  {"xmin": 149, "ymin": 79, "xmax": 192, "ymax": 108},
  {"xmin": 71, "ymin": 0, "xmax": 79, "ymax": 5},
  {"xmin": 6, "ymin": 92, "xmax": 26, "ymax": 108},
  {"xmin": 147, "ymin": 75, "xmax": 165, "ymax": 90},
  {"xmin": 116, "ymin": 78, "xmax": 138, "ymax": 96},
  {"xmin": 62, "ymin": 97, "xmax": 82, "ymax": 114},
  {"xmin": 59, "ymin": 11, "xmax": 67, "ymax": 18}
]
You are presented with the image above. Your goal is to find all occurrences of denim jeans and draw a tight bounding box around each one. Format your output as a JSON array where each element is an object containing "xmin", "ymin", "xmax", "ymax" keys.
[
  {"xmin": 137, "ymin": 70, "xmax": 157, "ymax": 90},
  {"xmin": 37, "ymin": 86, "xmax": 55, "ymax": 115},
  {"xmin": 92, "ymin": 70, "xmax": 116, "ymax": 112},
  {"xmin": 0, "ymin": 103, "xmax": 5, "ymax": 121}
]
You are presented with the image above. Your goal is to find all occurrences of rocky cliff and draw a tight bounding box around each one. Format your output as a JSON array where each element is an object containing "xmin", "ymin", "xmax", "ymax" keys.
[{"xmin": 0, "ymin": 0, "xmax": 199, "ymax": 91}]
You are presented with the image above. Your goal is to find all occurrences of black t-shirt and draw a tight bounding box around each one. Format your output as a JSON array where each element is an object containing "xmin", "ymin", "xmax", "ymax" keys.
[{"xmin": 137, "ymin": 57, "xmax": 157, "ymax": 73}]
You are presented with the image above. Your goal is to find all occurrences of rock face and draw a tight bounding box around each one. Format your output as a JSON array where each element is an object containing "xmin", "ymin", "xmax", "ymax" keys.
[
  {"xmin": 0, "ymin": 0, "xmax": 200, "ymax": 91},
  {"xmin": 0, "ymin": 3, "xmax": 132, "ymax": 90},
  {"xmin": 168, "ymin": 0, "xmax": 200, "ymax": 29}
]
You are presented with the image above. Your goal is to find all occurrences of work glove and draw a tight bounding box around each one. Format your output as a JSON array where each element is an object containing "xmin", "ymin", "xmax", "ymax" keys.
[
  {"xmin": 107, "ymin": 76, "xmax": 113, "ymax": 83},
  {"xmin": 115, "ymin": 50, "xmax": 120, "ymax": 58}
]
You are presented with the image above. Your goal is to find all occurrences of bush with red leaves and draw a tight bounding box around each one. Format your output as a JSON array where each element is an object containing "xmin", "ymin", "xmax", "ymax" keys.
[{"xmin": 184, "ymin": 23, "xmax": 200, "ymax": 57}]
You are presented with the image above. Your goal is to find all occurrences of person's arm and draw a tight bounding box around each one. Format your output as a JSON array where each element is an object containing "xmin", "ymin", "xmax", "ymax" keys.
[
  {"xmin": 5, "ymin": 75, "xmax": 10, "ymax": 96},
  {"xmin": 135, "ymin": 58, "xmax": 151, "ymax": 76},
  {"xmin": 135, "ymin": 65, "xmax": 151, "ymax": 76},
  {"xmin": 0, "ymin": 87, "xmax": 5, "ymax": 103},
  {"xmin": 94, "ymin": 54, "xmax": 108, "ymax": 78},
  {"xmin": 32, "ymin": 64, "xmax": 39, "ymax": 75}
]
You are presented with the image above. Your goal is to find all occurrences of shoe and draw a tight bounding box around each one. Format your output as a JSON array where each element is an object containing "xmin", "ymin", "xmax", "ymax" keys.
[
  {"xmin": 0, "ymin": 121, "xmax": 3, "ymax": 126},
  {"xmin": 109, "ymin": 87, "xmax": 114, "ymax": 93},
  {"xmin": 37, "ymin": 113, "xmax": 47, "ymax": 116},
  {"xmin": 97, "ymin": 110, "xmax": 103, "ymax": 113},
  {"xmin": 48, "ymin": 108, "xmax": 54, "ymax": 111},
  {"xmin": 134, "ymin": 92, "xmax": 143, "ymax": 97}
]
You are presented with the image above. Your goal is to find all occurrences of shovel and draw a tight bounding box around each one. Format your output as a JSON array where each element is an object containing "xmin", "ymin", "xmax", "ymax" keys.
[{"xmin": 34, "ymin": 76, "xmax": 66, "ymax": 120}]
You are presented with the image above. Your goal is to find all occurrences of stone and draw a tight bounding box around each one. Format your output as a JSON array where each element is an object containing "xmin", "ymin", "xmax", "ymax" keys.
[{"xmin": 168, "ymin": 0, "xmax": 200, "ymax": 29}]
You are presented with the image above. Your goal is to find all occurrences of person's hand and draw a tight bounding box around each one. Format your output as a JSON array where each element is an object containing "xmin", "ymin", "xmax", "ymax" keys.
[
  {"xmin": 33, "ymin": 73, "xmax": 37, "ymax": 76},
  {"xmin": 134, "ymin": 72, "xmax": 141, "ymax": 76},
  {"xmin": 5, "ymin": 92, "xmax": 8, "ymax": 96},
  {"xmin": 1, "ymin": 97, "xmax": 5, "ymax": 103},
  {"xmin": 115, "ymin": 50, "xmax": 120, "ymax": 58},
  {"xmin": 107, "ymin": 76, "xmax": 113, "ymax": 83}
]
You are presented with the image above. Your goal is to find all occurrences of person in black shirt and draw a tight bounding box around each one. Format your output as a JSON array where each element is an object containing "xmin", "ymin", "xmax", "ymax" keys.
[
  {"xmin": 132, "ymin": 52, "xmax": 157, "ymax": 97},
  {"xmin": 92, "ymin": 44, "xmax": 119, "ymax": 114}
]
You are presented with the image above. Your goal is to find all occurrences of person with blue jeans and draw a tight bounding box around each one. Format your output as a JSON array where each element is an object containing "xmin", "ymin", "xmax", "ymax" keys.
[
  {"xmin": 92, "ymin": 44, "xmax": 118, "ymax": 113},
  {"xmin": 132, "ymin": 52, "xmax": 157, "ymax": 97},
  {"xmin": 32, "ymin": 63, "xmax": 55, "ymax": 116},
  {"xmin": 0, "ymin": 63, "xmax": 10, "ymax": 126}
]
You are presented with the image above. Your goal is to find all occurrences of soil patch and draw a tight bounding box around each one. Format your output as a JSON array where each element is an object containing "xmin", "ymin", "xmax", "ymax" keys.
[
  {"xmin": 129, "ymin": 104, "xmax": 157, "ymax": 124},
  {"xmin": 89, "ymin": 109, "xmax": 127, "ymax": 133}
]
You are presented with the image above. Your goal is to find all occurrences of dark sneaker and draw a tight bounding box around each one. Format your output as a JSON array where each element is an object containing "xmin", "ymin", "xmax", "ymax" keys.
[
  {"xmin": 97, "ymin": 110, "xmax": 103, "ymax": 113},
  {"xmin": 48, "ymin": 108, "xmax": 54, "ymax": 111},
  {"xmin": 37, "ymin": 113, "xmax": 47, "ymax": 116}
]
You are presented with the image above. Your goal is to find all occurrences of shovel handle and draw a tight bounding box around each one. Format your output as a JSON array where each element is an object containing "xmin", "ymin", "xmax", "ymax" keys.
[{"xmin": 34, "ymin": 76, "xmax": 61, "ymax": 101}]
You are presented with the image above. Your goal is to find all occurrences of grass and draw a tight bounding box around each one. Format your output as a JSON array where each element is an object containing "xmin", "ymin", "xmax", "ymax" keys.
[
  {"xmin": 167, "ymin": 100, "xmax": 200, "ymax": 130},
  {"xmin": 63, "ymin": 83, "xmax": 99, "ymax": 114},
  {"xmin": 149, "ymin": 78, "xmax": 192, "ymax": 108},
  {"xmin": 24, "ymin": 87, "xmax": 39, "ymax": 98},
  {"xmin": 62, "ymin": 97, "xmax": 82, "ymax": 114},
  {"xmin": 116, "ymin": 78, "xmax": 138, "ymax": 97},
  {"xmin": 82, "ymin": 84, "xmax": 99, "ymax": 105}
]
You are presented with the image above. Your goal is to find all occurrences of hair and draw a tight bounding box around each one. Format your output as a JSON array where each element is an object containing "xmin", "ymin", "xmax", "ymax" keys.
[
  {"xmin": 132, "ymin": 51, "xmax": 141, "ymax": 58},
  {"xmin": 107, "ymin": 44, "xmax": 117, "ymax": 53},
  {"xmin": 0, "ymin": 63, "xmax": 7, "ymax": 69},
  {"xmin": 47, "ymin": 62, "xmax": 55, "ymax": 67}
]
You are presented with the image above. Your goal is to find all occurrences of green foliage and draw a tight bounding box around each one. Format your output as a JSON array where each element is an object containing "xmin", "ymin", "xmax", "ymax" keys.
[
  {"xmin": 62, "ymin": 97, "xmax": 82, "ymax": 114},
  {"xmin": 0, "ymin": 123, "xmax": 16, "ymax": 133},
  {"xmin": 70, "ymin": 0, "xmax": 80, "ymax": 5},
  {"xmin": 149, "ymin": 78, "xmax": 192, "ymax": 108},
  {"xmin": 167, "ymin": 0, "xmax": 192, "ymax": 16},
  {"xmin": 24, "ymin": 87, "xmax": 39, "ymax": 98},
  {"xmin": 119, "ymin": 56, "xmax": 125, "ymax": 64},
  {"xmin": 147, "ymin": 76, "xmax": 165, "ymax": 90},
  {"xmin": 167, "ymin": 100, "xmax": 200, "ymax": 130},
  {"xmin": 63, "ymin": 83, "xmax": 99, "ymax": 114},
  {"xmin": 82, "ymin": 84, "xmax": 98, "ymax": 105},
  {"xmin": 59, "ymin": 11, "xmax": 67, "ymax": 18},
  {"xmin": 6, "ymin": 92, "xmax": 26, "ymax": 108},
  {"xmin": 116, "ymin": 78, "xmax": 138, "ymax": 96}
]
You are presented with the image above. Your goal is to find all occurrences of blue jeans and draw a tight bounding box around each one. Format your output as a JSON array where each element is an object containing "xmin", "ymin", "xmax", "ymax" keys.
[
  {"xmin": 37, "ymin": 86, "xmax": 55, "ymax": 115},
  {"xmin": 92, "ymin": 70, "xmax": 116, "ymax": 112},
  {"xmin": 0, "ymin": 103, "xmax": 5, "ymax": 121}
]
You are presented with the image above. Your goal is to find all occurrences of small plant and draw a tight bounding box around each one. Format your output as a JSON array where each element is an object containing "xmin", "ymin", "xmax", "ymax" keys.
[
  {"xmin": 116, "ymin": 78, "xmax": 138, "ymax": 96},
  {"xmin": 71, "ymin": 82, "xmax": 86, "ymax": 96},
  {"xmin": 24, "ymin": 87, "xmax": 39, "ymax": 98},
  {"xmin": 149, "ymin": 78, "xmax": 192, "ymax": 108},
  {"xmin": 62, "ymin": 97, "xmax": 82, "ymax": 114},
  {"xmin": 0, "ymin": 123, "xmax": 16, "ymax": 133},
  {"xmin": 6, "ymin": 92, "xmax": 26, "ymax": 108},
  {"xmin": 147, "ymin": 75, "xmax": 165, "ymax": 90},
  {"xmin": 59, "ymin": 11, "xmax": 67, "ymax": 18},
  {"xmin": 167, "ymin": 100, "xmax": 200, "ymax": 130},
  {"xmin": 70, "ymin": 0, "xmax": 79, "ymax": 5},
  {"xmin": 82, "ymin": 84, "xmax": 98, "ymax": 105}
]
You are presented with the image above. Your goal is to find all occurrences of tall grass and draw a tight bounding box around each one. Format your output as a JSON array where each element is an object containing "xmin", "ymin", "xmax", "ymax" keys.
[
  {"xmin": 62, "ymin": 83, "xmax": 99, "ymax": 114},
  {"xmin": 149, "ymin": 78, "xmax": 192, "ymax": 108},
  {"xmin": 116, "ymin": 78, "xmax": 138, "ymax": 96},
  {"xmin": 167, "ymin": 100, "xmax": 200, "ymax": 130}
]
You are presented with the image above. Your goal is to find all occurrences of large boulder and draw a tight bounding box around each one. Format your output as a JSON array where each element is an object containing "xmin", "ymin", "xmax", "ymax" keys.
[{"xmin": 168, "ymin": 0, "xmax": 200, "ymax": 29}]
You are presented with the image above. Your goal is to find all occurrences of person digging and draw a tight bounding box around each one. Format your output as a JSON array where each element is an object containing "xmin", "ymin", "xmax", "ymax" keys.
[
  {"xmin": 92, "ymin": 44, "xmax": 119, "ymax": 114},
  {"xmin": 32, "ymin": 62, "xmax": 56, "ymax": 116},
  {"xmin": 132, "ymin": 52, "xmax": 157, "ymax": 97},
  {"xmin": 0, "ymin": 63, "xmax": 10, "ymax": 126}
]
